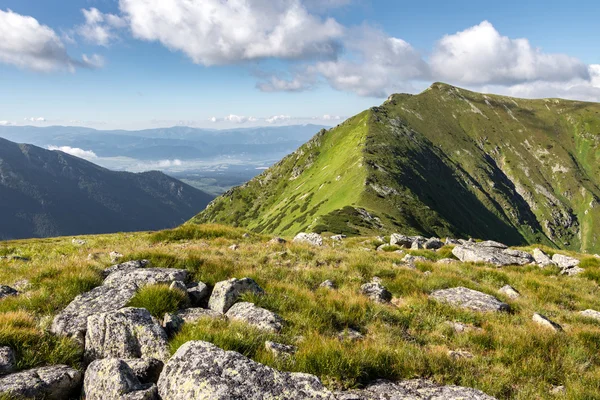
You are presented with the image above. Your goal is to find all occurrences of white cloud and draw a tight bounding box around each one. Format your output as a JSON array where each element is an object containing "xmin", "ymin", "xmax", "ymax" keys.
[
  {"xmin": 321, "ymin": 114, "xmax": 341, "ymax": 120},
  {"xmin": 156, "ymin": 159, "xmax": 183, "ymax": 167},
  {"xmin": 0, "ymin": 120, "xmax": 12, "ymax": 126},
  {"xmin": 209, "ymin": 117, "xmax": 218, "ymax": 123},
  {"xmin": 24, "ymin": 117, "xmax": 46, "ymax": 122},
  {"xmin": 77, "ymin": 7, "xmax": 127, "ymax": 46},
  {"xmin": 82, "ymin": 54, "xmax": 105, "ymax": 68},
  {"xmin": 47, "ymin": 146, "xmax": 98, "ymax": 160},
  {"xmin": 223, "ymin": 114, "xmax": 255, "ymax": 123},
  {"xmin": 0, "ymin": 9, "xmax": 104, "ymax": 72},
  {"xmin": 266, "ymin": 115, "xmax": 291, "ymax": 123},
  {"xmin": 430, "ymin": 21, "xmax": 589, "ymax": 86},
  {"xmin": 257, "ymin": 74, "xmax": 315, "ymax": 92},
  {"xmin": 118, "ymin": 0, "xmax": 344, "ymax": 66}
]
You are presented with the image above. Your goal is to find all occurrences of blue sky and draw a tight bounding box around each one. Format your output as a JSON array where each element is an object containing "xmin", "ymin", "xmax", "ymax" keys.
[{"xmin": 0, "ymin": 0, "xmax": 599, "ymax": 129}]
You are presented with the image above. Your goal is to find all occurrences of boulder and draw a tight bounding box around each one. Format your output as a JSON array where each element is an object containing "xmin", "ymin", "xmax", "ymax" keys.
[
  {"xmin": 268, "ymin": 237, "xmax": 287, "ymax": 245},
  {"xmin": 228, "ymin": 244, "xmax": 239, "ymax": 251},
  {"xmin": 430, "ymin": 287, "xmax": 510, "ymax": 312},
  {"xmin": 532, "ymin": 249, "xmax": 555, "ymax": 267},
  {"xmin": 561, "ymin": 266, "xmax": 584, "ymax": 276},
  {"xmin": 208, "ymin": 277, "xmax": 264, "ymax": 313},
  {"xmin": 552, "ymin": 254, "xmax": 580, "ymax": 269},
  {"xmin": 169, "ymin": 281, "xmax": 187, "ymax": 293},
  {"xmin": 423, "ymin": 238, "xmax": 444, "ymax": 250},
  {"xmin": 85, "ymin": 307, "xmax": 170, "ymax": 363},
  {"xmin": 390, "ymin": 234, "xmax": 412, "ymax": 248},
  {"xmin": 0, "ymin": 365, "xmax": 82, "ymax": 400},
  {"xmin": 124, "ymin": 358, "xmax": 164, "ymax": 384},
  {"xmin": 293, "ymin": 232, "xmax": 323, "ymax": 246},
  {"xmin": 265, "ymin": 341, "xmax": 298, "ymax": 358},
  {"xmin": 445, "ymin": 238, "xmax": 461, "ymax": 245},
  {"xmin": 360, "ymin": 280, "xmax": 392, "ymax": 303},
  {"xmin": 163, "ymin": 308, "xmax": 222, "ymax": 335},
  {"xmin": 532, "ymin": 313, "xmax": 563, "ymax": 332},
  {"xmin": 498, "ymin": 285, "xmax": 521, "ymax": 299},
  {"xmin": 335, "ymin": 379, "xmax": 496, "ymax": 399},
  {"xmin": 102, "ymin": 260, "xmax": 150, "ymax": 278},
  {"xmin": 331, "ymin": 235, "xmax": 347, "ymax": 241},
  {"xmin": 103, "ymin": 268, "xmax": 188, "ymax": 288},
  {"xmin": 319, "ymin": 280, "xmax": 336, "ymax": 289},
  {"xmin": 452, "ymin": 242, "xmax": 533, "ymax": 266},
  {"xmin": 186, "ymin": 282, "xmax": 210, "ymax": 306},
  {"xmin": 0, "ymin": 285, "xmax": 18, "ymax": 300},
  {"xmin": 579, "ymin": 309, "xmax": 600, "ymax": 321},
  {"xmin": 84, "ymin": 358, "xmax": 158, "ymax": 400},
  {"xmin": 402, "ymin": 255, "xmax": 428, "ymax": 264},
  {"xmin": 225, "ymin": 302, "xmax": 284, "ymax": 333},
  {"xmin": 72, "ymin": 239, "xmax": 86, "ymax": 246},
  {"xmin": 12, "ymin": 279, "xmax": 31, "ymax": 292},
  {"xmin": 448, "ymin": 350, "xmax": 474, "ymax": 360},
  {"xmin": 410, "ymin": 240, "xmax": 423, "ymax": 250},
  {"xmin": 0, "ymin": 347, "xmax": 16, "ymax": 375},
  {"xmin": 157, "ymin": 341, "xmax": 334, "ymax": 399}
]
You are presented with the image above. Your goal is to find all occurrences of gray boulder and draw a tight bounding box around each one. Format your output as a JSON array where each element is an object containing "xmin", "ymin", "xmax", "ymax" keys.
[
  {"xmin": 580, "ymin": 309, "xmax": 600, "ymax": 321},
  {"xmin": 331, "ymin": 235, "xmax": 347, "ymax": 241},
  {"xmin": 84, "ymin": 358, "xmax": 158, "ymax": 400},
  {"xmin": 430, "ymin": 287, "xmax": 510, "ymax": 312},
  {"xmin": 225, "ymin": 302, "xmax": 284, "ymax": 333},
  {"xmin": 265, "ymin": 341, "xmax": 298, "ymax": 358},
  {"xmin": 319, "ymin": 280, "xmax": 336, "ymax": 289},
  {"xmin": 208, "ymin": 277, "xmax": 264, "ymax": 313},
  {"xmin": 0, "ymin": 347, "xmax": 15, "ymax": 375},
  {"xmin": 169, "ymin": 281, "xmax": 187, "ymax": 293},
  {"xmin": 402, "ymin": 254, "xmax": 428, "ymax": 265},
  {"xmin": 124, "ymin": 358, "xmax": 164, "ymax": 384},
  {"xmin": 532, "ymin": 313, "xmax": 563, "ymax": 332},
  {"xmin": 390, "ymin": 234, "xmax": 412, "ymax": 248},
  {"xmin": 0, "ymin": 365, "xmax": 82, "ymax": 400},
  {"xmin": 186, "ymin": 282, "xmax": 210, "ymax": 306},
  {"xmin": 293, "ymin": 232, "xmax": 323, "ymax": 246},
  {"xmin": 552, "ymin": 254, "xmax": 580, "ymax": 269},
  {"xmin": 157, "ymin": 341, "xmax": 334, "ymax": 399},
  {"xmin": 85, "ymin": 307, "xmax": 170, "ymax": 363},
  {"xmin": 445, "ymin": 238, "xmax": 461, "ymax": 245},
  {"xmin": 452, "ymin": 242, "xmax": 533, "ymax": 266},
  {"xmin": 532, "ymin": 249, "xmax": 555, "ymax": 267},
  {"xmin": 103, "ymin": 268, "xmax": 188, "ymax": 288},
  {"xmin": 498, "ymin": 285, "xmax": 521, "ymax": 299},
  {"xmin": 410, "ymin": 240, "xmax": 424, "ymax": 250},
  {"xmin": 561, "ymin": 266, "xmax": 584, "ymax": 276},
  {"xmin": 0, "ymin": 285, "xmax": 18, "ymax": 300},
  {"xmin": 423, "ymin": 238, "xmax": 444, "ymax": 250},
  {"xmin": 102, "ymin": 260, "xmax": 150, "ymax": 278},
  {"xmin": 163, "ymin": 308, "xmax": 222, "ymax": 335},
  {"xmin": 360, "ymin": 281, "xmax": 392, "ymax": 303},
  {"xmin": 335, "ymin": 379, "xmax": 496, "ymax": 399}
]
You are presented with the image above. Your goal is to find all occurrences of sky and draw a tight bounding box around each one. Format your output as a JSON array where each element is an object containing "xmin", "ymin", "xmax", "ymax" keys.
[{"xmin": 0, "ymin": 0, "xmax": 599, "ymax": 130}]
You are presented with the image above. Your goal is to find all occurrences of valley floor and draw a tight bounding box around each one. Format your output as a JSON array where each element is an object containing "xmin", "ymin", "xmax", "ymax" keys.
[{"xmin": 1, "ymin": 225, "xmax": 600, "ymax": 399}]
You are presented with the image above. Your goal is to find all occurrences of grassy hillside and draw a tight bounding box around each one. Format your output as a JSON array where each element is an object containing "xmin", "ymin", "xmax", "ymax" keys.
[
  {"xmin": 2, "ymin": 225, "xmax": 600, "ymax": 399},
  {"xmin": 195, "ymin": 83, "xmax": 600, "ymax": 253}
]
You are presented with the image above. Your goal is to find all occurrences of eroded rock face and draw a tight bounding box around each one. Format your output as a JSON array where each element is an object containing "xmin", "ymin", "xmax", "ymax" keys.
[
  {"xmin": 0, "ymin": 285, "xmax": 18, "ymax": 300},
  {"xmin": 84, "ymin": 358, "xmax": 158, "ymax": 400},
  {"xmin": 430, "ymin": 287, "xmax": 510, "ymax": 312},
  {"xmin": 293, "ymin": 232, "xmax": 324, "ymax": 246},
  {"xmin": 163, "ymin": 308, "xmax": 222, "ymax": 335},
  {"xmin": 0, "ymin": 347, "xmax": 16, "ymax": 375},
  {"xmin": 103, "ymin": 268, "xmax": 188, "ymax": 288},
  {"xmin": 225, "ymin": 302, "xmax": 284, "ymax": 333},
  {"xmin": 335, "ymin": 379, "xmax": 496, "ymax": 400},
  {"xmin": 85, "ymin": 307, "xmax": 170, "ymax": 363},
  {"xmin": 157, "ymin": 341, "xmax": 334, "ymax": 399},
  {"xmin": 452, "ymin": 242, "xmax": 533, "ymax": 266},
  {"xmin": 0, "ymin": 365, "xmax": 82, "ymax": 400},
  {"xmin": 360, "ymin": 281, "xmax": 392, "ymax": 303},
  {"xmin": 208, "ymin": 277, "xmax": 264, "ymax": 313}
]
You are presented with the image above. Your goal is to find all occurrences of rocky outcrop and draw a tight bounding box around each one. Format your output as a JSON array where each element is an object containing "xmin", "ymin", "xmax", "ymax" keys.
[
  {"xmin": 163, "ymin": 308, "xmax": 222, "ymax": 335},
  {"xmin": 208, "ymin": 277, "xmax": 264, "ymax": 313},
  {"xmin": 390, "ymin": 234, "xmax": 413, "ymax": 248},
  {"xmin": 225, "ymin": 302, "xmax": 284, "ymax": 333},
  {"xmin": 532, "ymin": 313, "xmax": 563, "ymax": 332},
  {"xmin": 293, "ymin": 232, "xmax": 323, "ymax": 246},
  {"xmin": 102, "ymin": 260, "xmax": 150, "ymax": 278},
  {"xmin": 103, "ymin": 268, "xmax": 188, "ymax": 288},
  {"xmin": 423, "ymin": 238, "xmax": 444, "ymax": 250},
  {"xmin": 84, "ymin": 358, "xmax": 158, "ymax": 400},
  {"xmin": 360, "ymin": 280, "xmax": 392, "ymax": 303},
  {"xmin": 452, "ymin": 242, "xmax": 534, "ymax": 266},
  {"xmin": 336, "ymin": 379, "xmax": 496, "ymax": 399},
  {"xmin": 431, "ymin": 287, "xmax": 510, "ymax": 312},
  {"xmin": 85, "ymin": 307, "xmax": 170, "ymax": 363},
  {"xmin": 0, "ymin": 285, "xmax": 18, "ymax": 300},
  {"xmin": 0, "ymin": 347, "xmax": 15, "ymax": 375},
  {"xmin": 0, "ymin": 365, "xmax": 82, "ymax": 399},
  {"xmin": 552, "ymin": 254, "xmax": 583, "ymax": 275},
  {"xmin": 157, "ymin": 341, "xmax": 334, "ymax": 399}
]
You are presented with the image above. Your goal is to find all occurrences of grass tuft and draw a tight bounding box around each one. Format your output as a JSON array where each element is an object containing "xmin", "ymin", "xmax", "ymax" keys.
[{"xmin": 127, "ymin": 284, "xmax": 189, "ymax": 319}]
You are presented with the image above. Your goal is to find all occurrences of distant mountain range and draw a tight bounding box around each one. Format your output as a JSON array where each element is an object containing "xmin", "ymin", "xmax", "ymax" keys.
[
  {"xmin": 0, "ymin": 137, "xmax": 214, "ymax": 240},
  {"xmin": 195, "ymin": 83, "xmax": 600, "ymax": 253}
]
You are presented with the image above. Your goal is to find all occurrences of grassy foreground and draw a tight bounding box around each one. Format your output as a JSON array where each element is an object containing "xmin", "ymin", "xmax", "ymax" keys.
[{"xmin": 2, "ymin": 224, "xmax": 600, "ymax": 399}]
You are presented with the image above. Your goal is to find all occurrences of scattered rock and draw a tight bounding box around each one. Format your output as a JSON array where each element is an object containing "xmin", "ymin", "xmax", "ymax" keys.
[
  {"xmin": 124, "ymin": 358, "xmax": 164, "ymax": 385},
  {"xmin": 335, "ymin": 379, "xmax": 496, "ymax": 399},
  {"xmin": 225, "ymin": 302, "xmax": 284, "ymax": 333},
  {"xmin": 532, "ymin": 248, "xmax": 556, "ymax": 267},
  {"xmin": 163, "ymin": 308, "xmax": 222, "ymax": 335},
  {"xmin": 423, "ymin": 271, "xmax": 432, "ymax": 276},
  {"xmin": 579, "ymin": 309, "xmax": 600, "ymax": 321},
  {"xmin": 208, "ymin": 277, "xmax": 264, "ymax": 313},
  {"xmin": 110, "ymin": 251, "xmax": 124, "ymax": 263},
  {"xmin": 552, "ymin": 254, "xmax": 580, "ymax": 269},
  {"xmin": 228, "ymin": 244, "xmax": 239, "ymax": 251},
  {"xmin": 268, "ymin": 237, "xmax": 287, "ymax": 245},
  {"xmin": 448, "ymin": 350, "xmax": 474, "ymax": 360},
  {"xmin": 0, "ymin": 347, "xmax": 16, "ymax": 375},
  {"xmin": 157, "ymin": 341, "xmax": 333, "ymax": 399},
  {"xmin": 360, "ymin": 280, "xmax": 392, "ymax": 303},
  {"xmin": 319, "ymin": 280, "xmax": 336, "ymax": 289},
  {"xmin": 452, "ymin": 242, "xmax": 534, "ymax": 266},
  {"xmin": 0, "ymin": 285, "xmax": 18, "ymax": 300},
  {"xmin": 550, "ymin": 385, "xmax": 566, "ymax": 395},
  {"xmin": 103, "ymin": 268, "xmax": 188, "ymax": 288},
  {"xmin": 0, "ymin": 365, "xmax": 82, "ymax": 400},
  {"xmin": 430, "ymin": 287, "xmax": 510, "ymax": 312},
  {"xmin": 331, "ymin": 235, "xmax": 347, "ymax": 241},
  {"xmin": 445, "ymin": 238, "xmax": 461, "ymax": 245},
  {"xmin": 102, "ymin": 260, "xmax": 150, "ymax": 278},
  {"xmin": 561, "ymin": 266, "xmax": 584, "ymax": 276},
  {"xmin": 498, "ymin": 285, "xmax": 521, "ymax": 299},
  {"xmin": 337, "ymin": 328, "xmax": 364, "ymax": 341},
  {"xmin": 390, "ymin": 234, "xmax": 412, "ymax": 248},
  {"xmin": 85, "ymin": 307, "xmax": 170, "ymax": 363},
  {"xmin": 402, "ymin": 254, "xmax": 428, "ymax": 264},
  {"xmin": 71, "ymin": 239, "xmax": 86, "ymax": 246},
  {"xmin": 242, "ymin": 233, "xmax": 250, "ymax": 238},
  {"xmin": 393, "ymin": 262, "xmax": 416, "ymax": 271},
  {"xmin": 293, "ymin": 232, "xmax": 323, "ymax": 246},
  {"xmin": 532, "ymin": 313, "xmax": 563, "ymax": 332},
  {"xmin": 410, "ymin": 240, "xmax": 424, "ymax": 250},
  {"xmin": 376, "ymin": 244, "xmax": 387, "ymax": 252},
  {"xmin": 84, "ymin": 358, "xmax": 158, "ymax": 400},
  {"xmin": 265, "ymin": 341, "xmax": 298, "ymax": 358},
  {"xmin": 445, "ymin": 321, "xmax": 483, "ymax": 334},
  {"xmin": 423, "ymin": 238, "xmax": 444, "ymax": 250},
  {"xmin": 169, "ymin": 281, "xmax": 187, "ymax": 293},
  {"xmin": 186, "ymin": 282, "xmax": 210, "ymax": 306}
]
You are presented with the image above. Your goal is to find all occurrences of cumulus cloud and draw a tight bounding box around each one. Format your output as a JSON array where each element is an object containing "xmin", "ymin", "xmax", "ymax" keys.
[
  {"xmin": 47, "ymin": 146, "xmax": 98, "ymax": 159},
  {"xmin": 0, "ymin": 120, "xmax": 12, "ymax": 126},
  {"xmin": 266, "ymin": 115, "xmax": 292, "ymax": 123},
  {"xmin": 0, "ymin": 9, "xmax": 103, "ymax": 72},
  {"xmin": 77, "ymin": 7, "xmax": 127, "ymax": 46},
  {"xmin": 24, "ymin": 117, "xmax": 46, "ymax": 122},
  {"xmin": 118, "ymin": 0, "xmax": 344, "ymax": 66},
  {"xmin": 223, "ymin": 114, "xmax": 256, "ymax": 123},
  {"xmin": 321, "ymin": 114, "xmax": 341, "ymax": 120},
  {"xmin": 430, "ymin": 21, "xmax": 589, "ymax": 86}
]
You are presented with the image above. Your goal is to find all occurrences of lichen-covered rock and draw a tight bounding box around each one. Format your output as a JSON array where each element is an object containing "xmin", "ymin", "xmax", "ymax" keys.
[
  {"xmin": 423, "ymin": 238, "xmax": 444, "ymax": 250},
  {"xmin": 225, "ymin": 302, "xmax": 284, "ymax": 333},
  {"xmin": 208, "ymin": 277, "xmax": 264, "ymax": 313},
  {"xmin": 452, "ymin": 242, "xmax": 533, "ymax": 266},
  {"xmin": 293, "ymin": 232, "xmax": 323, "ymax": 246},
  {"xmin": 163, "ymin": 308, "xmax": 222, "ymax": 335},
  {"xmin": 51, "ymin": 283, "xmax": 138, "ymax": 339},
  {"xmin": 431, "ymin": 287, "xmax": 510, "ymax": 312},
  {"xmin": 360, "ymin": 281, "xmax": 392, "ymax": 303},
  {"xmin": 169, "ymin": 280, "xmax": 187, "ymax": 293},
  {"xmin": 102, "ymin": 260, "xmax": 150, "ymax": 278},
  {"xmin": 0, "ymin": 285, "xmax": 18, "ymax": 300},
  {"xmin": 580, "ymin": 309, "xmax": 600, "ymax": 321},
  {"xmin": 532, "ymin": 249, "xmax": 555, "ymax": 267},
  {"xmin": 265, "ymin": 341, "xmax": 298, "ymax": 358},
  {"xmin": 85, "ymin": 307, "xmax": 170, "ymax": 363},
  {"xmin": 0, "ymin": 365, "xmax": 82, "ymax": 400},
  {"xmin": 335, "ymin": 379, "xmax": 496, "ymax": 399},
  {"xmin": 84, "ymin": 358, "xmax": 158, "ymax": 400},
  {"xmin": 552, "ymin": 254, "xmax": 580, "ymax": 269},
  {"xmin": 124, "ymin": 358, "xmax": 164, "ymax": 385},
  {"xmin": 532, "ymin": 313, "xmax": 563, "ymax": 332},
  {"xmin": 157, "ymin": 341, "xmax": 334, "ymax": 399},
  {"xmin": 498, "ymin": 285, "xmax": 521, "ymax": 299},
  {"xmin": 0, "ymin": 347, "xmax": 16, "ymax": 375},
  {"xmin": 103, "ymin": 268, "xmax": 188, "ymax": 288}
]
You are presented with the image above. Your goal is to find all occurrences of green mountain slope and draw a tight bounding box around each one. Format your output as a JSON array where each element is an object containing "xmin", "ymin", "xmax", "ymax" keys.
[{"xmin": 193, "ymin": 83, "xmax": 600, "ymax": 252}]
